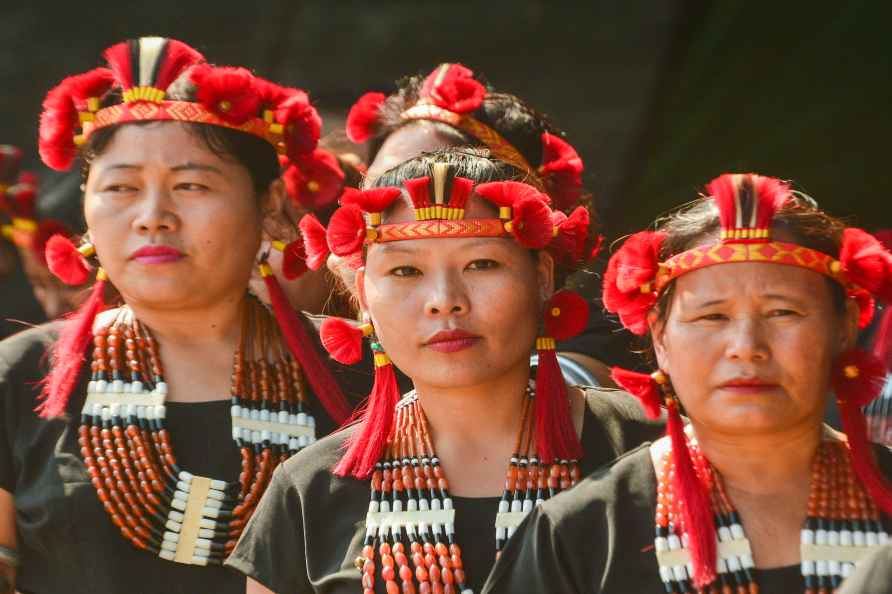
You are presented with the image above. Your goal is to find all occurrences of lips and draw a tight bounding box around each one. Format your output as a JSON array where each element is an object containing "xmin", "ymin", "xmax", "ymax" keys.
[
  {"xmin": 129, "ymin": 245, "xmax": 185, "ymax": 264},
  {"xmin": 719, "ymin": 377, "xmax": 779, "ymax": 392},
  {"xmin": 423, "ymin": 328, "xmax": 481, "ymax": 353}
]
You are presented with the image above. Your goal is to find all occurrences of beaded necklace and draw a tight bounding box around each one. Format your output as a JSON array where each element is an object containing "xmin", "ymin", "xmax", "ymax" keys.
[
  {"xmin": 654, "ymin": 440, "xmax": 890, "ymax": 594},
  {"xmin": 77, "ymin": 299, "xmax": 317, "ymax": 566},
  {"xmin": 357, "ymin": 386, "xmax": 581, "ymax": 594}
]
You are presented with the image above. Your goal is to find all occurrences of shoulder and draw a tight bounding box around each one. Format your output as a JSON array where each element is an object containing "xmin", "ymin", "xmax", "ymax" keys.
[
  {"xmin": 276, "ymin": 424, "xmax": 361, "ymax": 495},
  {"xmin": 579, "ymin": 386, "xmax": 666, "ymax": 459},
  {"xmin": 0, "ymin": 321, "xmax": 62, "ymax": 382}
]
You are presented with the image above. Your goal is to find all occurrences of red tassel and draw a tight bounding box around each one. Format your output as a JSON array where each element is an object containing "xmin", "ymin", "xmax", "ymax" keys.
[
  {"xmin": 276, "ymin": 91, "xmax": 322, "ymax": 159},
  {"xmin": 298, "ymin": 214, "xmax": 329, "ymax": 271},
  {"xmin": 609, "ymin": 367, "xmax": 663, "ymax": 420},
  {"xmin": 67, "ymin": 68, "xmax": 116, "ymax": 110},
  {"xmin": 543, "ymin": 290, "xmax": 589, "ymax": 340},
  {"xmin": 850, "ymin": 289, "xmax": 876, "ymax": 330},
  {"xmin": 351, "ymin": 187, "xmax": 403, "ymax": 214},
  {"xmin": 449, "ymin": 177, "xmax": 474, "ymax": 211},
  {"xmin": 333, "ymin": 354, "xmax": 401, "ymax": 479},
  {"xmin": 261, "ymin": 270, "xmax": 352, "ymax": 424},
  {"xmin": 510, "ymin": 196, "xmax": 553, "ymax": 249},
  {"xmin": 102, "ymin": 41, "xmax": 135, "ymax": 89},
  {"xmin": 32, "ymin": 221, "xmax": 72, "ymax": 267},
  {"xmin": 153, "ymin": 39, "xmax": 204, "ymax": 91},
  {"xmin": 45, "ymin": 234, "xmax": 91, "ymax": 285},
  {"xmin": 37, "ymin": 275, "xmax": 107, "ymax": 418},
  {"xmin": 534, "ymin": 345, "xmax": 583, "ymax": 463},
  {"xmin": 38, "ymin": 77, "xmax": 79, "ymax": 171},
  {"xmin": 667, "ymin": 400, "xmax": 716, "ymax": 588},
  {"xmin": 326, "ymin": 205, "xmax": 367, "ymax": 257},
  {"xmin": 706, "ymin": 173, "xmax": 789, "ymax": 234},
  {"xmin": 191, "ymin": 65, "xmax": 261, "ymax": 126},
  {"xmin": 320, "ymin": 317, "xmax": 368, "ymax": 365},
  {"xmin": 403, "ymin": 177, "xmax": 431, "ymax": 211},
  {"xmin": 420, "ymin": 63, "xmax": 486, "ymax": 114},
  {"xmin": 475, "ymin": 180, "xmax": 549, "ymax": 208},
  {"xmin": 345, "ymin": 92, "xmax": 386, "ymax": 143},
  {"xmin": 602, "ymin": 231, "xmax": 666, "ymax": 335}
]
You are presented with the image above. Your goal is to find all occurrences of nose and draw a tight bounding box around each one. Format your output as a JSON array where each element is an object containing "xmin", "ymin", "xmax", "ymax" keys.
[
  {"xmin": 424, "ymin": 269, "xmax": 470, "ymax": 317},
  {"xmin": 131, "ymin": 184, "xmax": 178, "ymax": 236},
  {"xmin": 724, "ymin": 316, "xmax": 770, "ymax": 362}
]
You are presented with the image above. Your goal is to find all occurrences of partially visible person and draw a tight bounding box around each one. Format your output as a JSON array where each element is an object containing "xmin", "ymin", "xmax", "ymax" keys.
[
  {"xmin": 484, "ymin": 173, "xmax": 892, "ymax": 594},
  {"xmin": 0, "ymin": 146, "xmax": 88, "ymax": 320},
  {"xmin": 865, "ymin": 230, "xmax": 892, "ymax": 446}
]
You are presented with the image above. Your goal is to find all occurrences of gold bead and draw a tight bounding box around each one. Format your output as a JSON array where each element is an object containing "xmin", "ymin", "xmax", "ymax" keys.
[
  {"xmin": 651, "ymin": 370, "xmax": 668, "ymax": 384},
  {"xmin": 354, "ymin": 556, "xmax": 366, "ymax": 571},
  {"xmin": 551, "ymin": 307, "xmax": 561, "ymax": 317},
  {"xmin": 218, "ymin": 100, "xmax": 232, "ymax": 113},
  {"xmin": 307, "ymin": 180, "xmax": 320, "ymax": 193},
  {"xmin": 844, "ymin": 365, "xmax": 860, "ymax": 379}
]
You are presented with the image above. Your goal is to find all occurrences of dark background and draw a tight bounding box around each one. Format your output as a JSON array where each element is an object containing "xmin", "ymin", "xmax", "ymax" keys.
[{"xmin": 2, "ymin": 0, "xmax": 891, "ymax": 333}]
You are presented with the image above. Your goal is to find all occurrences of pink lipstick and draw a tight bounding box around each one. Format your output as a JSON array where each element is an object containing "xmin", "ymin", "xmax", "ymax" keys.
[
  {"xmin": 129, "ymin": 245, "xmax": 184, "ymax": 264},
  {"xmin": 423, "ymin": 329, "xmax": 481, "ymax": 353}
]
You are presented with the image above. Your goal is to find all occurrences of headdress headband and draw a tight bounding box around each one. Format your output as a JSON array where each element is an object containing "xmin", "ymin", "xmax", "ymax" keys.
[
  {"xmin": 39, "ymin": 36, "xmax": 321, "ymax": 171},
  {"xmin": 345, "ymin": 63, "xmax": 586, "ymax": 210}
]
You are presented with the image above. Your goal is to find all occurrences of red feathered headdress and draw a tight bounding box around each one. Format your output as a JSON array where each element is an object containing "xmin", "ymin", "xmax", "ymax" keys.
[{"xmin": 38, "ymin": 36, "xmax": 321, "ymax": 171}]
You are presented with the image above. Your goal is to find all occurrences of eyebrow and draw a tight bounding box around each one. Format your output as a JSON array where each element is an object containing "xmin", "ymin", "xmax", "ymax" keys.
[
  {"xmin": 98, "ymin": 162, "xmax": 224, "ymax": 174},
  {"xmin": 374, "ymin": 236, "xmax": 509, "ymax": 255},
  {"xmin": 690, "ymin": 293, "xmax": 806, "ymax": 308}
]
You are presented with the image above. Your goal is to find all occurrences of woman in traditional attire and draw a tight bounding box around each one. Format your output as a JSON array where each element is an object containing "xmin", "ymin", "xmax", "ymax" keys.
[
  {"xmin": 227, "ymin": 148, "xmax": 664, "ymax": 594},
  {"xmin": 0, "ymin": 37, "xmax": 370, "ymax": 594},
  {"xmin": 483, "ymin": 173, "xmax": 892, "ymax": 594}
]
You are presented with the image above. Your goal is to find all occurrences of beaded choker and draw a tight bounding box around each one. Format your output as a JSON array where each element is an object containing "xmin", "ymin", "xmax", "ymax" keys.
[
  {"xmin": 77, "ymin": 299, "xmax": 317, "ymax": 566},
  {"xmin": 653, "ymin": 440, "xmax": 890, "ymax": 594},
  {"xmin": 356, "ymin": 386, "xmax": 581, "ymax": 594}
]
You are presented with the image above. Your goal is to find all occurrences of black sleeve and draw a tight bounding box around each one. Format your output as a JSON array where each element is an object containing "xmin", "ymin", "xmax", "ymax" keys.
[
  {"xmin": 482, "ymin": 506, "xmax": 587, "ymax": 594},
  {"xmin": 585, "ymin": 388, "xmax": 666, "ymax": 459},
  {"xmin": 0, "ymin": 352, "xmax": 15, "ymax": 493},
  {"xmin": 225, "ymin": 464, "xmax": 311, "ymax": 594}
]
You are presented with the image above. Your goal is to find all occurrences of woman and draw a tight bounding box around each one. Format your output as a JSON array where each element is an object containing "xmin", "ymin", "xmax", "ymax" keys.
[
  {"xmin": 0, "ymin": 147, "xmax": 85, "ymax": 320},
  {"xmin": 483, "ymin": 173, "xmax": 892, "ymax": 594},
  {"xmin": 348, "ymin": 63, "xmax": 631, "ymax": 382},
  {"xmin": 0, "ymin": 37, "xmax": 367, "ymax": 593},
  {"xmin": 226, "ymin": 148, "xmax": 665, "ymax": 593}
]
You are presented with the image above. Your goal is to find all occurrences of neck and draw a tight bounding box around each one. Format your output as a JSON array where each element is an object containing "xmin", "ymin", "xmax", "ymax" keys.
[
  {"xmin": 127, "ymin": 292, "xmax": 245, "ymax": 348},
  {"xmin": 415, "ymin": 364, "xmax": 530, "ymax": 450},
  {"xmin": 693, "ymin": 419, "xmax": 824, "ymax": 497}
]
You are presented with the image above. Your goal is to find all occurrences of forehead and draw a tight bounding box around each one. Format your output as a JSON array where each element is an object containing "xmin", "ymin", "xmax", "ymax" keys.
[
  {"xmin": 672, "ymin": 261, "xmax": 835, "ymax": 305},
  {"xmin": 89, "ymin": 122, "xmax": 226, "ymax": 170},
  {"xmin": 366, "ymin": 122, "xmax": 461, "ymax": 184}
]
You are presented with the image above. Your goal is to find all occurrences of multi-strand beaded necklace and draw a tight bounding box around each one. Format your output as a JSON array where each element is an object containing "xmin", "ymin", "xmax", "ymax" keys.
[
  {"xmin": 77, "ymin": 299, "xmax": 317, "ymax": 566},
  {"xmin": 357, "ymin": 385, "xmax": 581, "ymax": 594},
  {"xmin": 654, "ymin": 440, "xmax": 890, "ymax": 594}
]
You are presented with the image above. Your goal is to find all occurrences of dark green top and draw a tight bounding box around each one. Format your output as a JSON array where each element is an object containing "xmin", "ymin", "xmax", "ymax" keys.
[
  {"xmin": 225, "ymin": 387, "xmax": 666, "ymax": 593},
  {"xmin": 482, "ymin": 442, "xmax": 892, "ymax": 594},
  {"xmin": 0, "ymin": 314, "xmax": 376, "ymax": 594}
]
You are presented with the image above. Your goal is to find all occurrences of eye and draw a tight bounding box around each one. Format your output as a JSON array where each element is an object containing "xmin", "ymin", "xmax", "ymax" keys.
[
  {"xmin": 696, "ymin": 313, "xmax": 728, "ymax": 322},
  {"xmin": 174, "ymin": 182, "xmax": 210, "ymax": 192},
  {"xmin": 389, "ymin": 266, "xmax": 422, "ymax": 277},
  {"xmin": 466, "ymin": 259, "xmax": 499, "ymax": 271},
  {"xmin": 101, "ymin": 183, "xmax": 137, "ymax": 193},
  {"xmin": 768, "ymin": 308, "xmax": 801, "ymax": 318}
]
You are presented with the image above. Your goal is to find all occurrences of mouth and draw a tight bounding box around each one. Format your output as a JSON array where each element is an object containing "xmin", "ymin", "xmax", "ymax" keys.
[
  {"xmin": 423, "ymin": 329, "xmax": 481, "ymax": 353},
  {"xmin": 129, "ymin": 245, "xmax": 185, "ymax": 264},
  {"xmin": 719, "ymin": 378, "xmax": 779, "ymax": 392}
]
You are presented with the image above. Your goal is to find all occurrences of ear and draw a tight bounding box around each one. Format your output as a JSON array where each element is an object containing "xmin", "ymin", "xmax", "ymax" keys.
[
  {"xmin": 260, "ymin": 178, "xmax": 292, "ymax": 240},
  {"xmin": 355, "ymin": 266, "xmax": 369, "ymax": 313},
  {"xmin": 536, "ymin": 250, "xmax": 555, "ymax": 304},
  {"xmin": 648, "ymin": 309, "xmax": 671, "ymax": 374},
  {"xmin": 841, "ymin": 296, "xmax": 861, "ymax": 352}
]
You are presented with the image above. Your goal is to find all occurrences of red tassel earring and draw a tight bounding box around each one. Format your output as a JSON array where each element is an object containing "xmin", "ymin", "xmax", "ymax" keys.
[
  {"xmin": 324, "ymin": 318, "xmax": 401, "ymax": 479},
  {"xmin": 534, "ymin": 290, "xmax": 588, "ymax": 463},
  {"xmin": 832, "ymin": 349, "xmax": 892, "ymax": 516},
  {"xmin": 259, "ymin": 263, "xmax": 351, "ymax": 424}
]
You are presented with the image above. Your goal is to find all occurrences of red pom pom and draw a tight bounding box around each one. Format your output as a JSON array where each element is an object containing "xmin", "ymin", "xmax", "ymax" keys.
[
  {"xmin": 278, "ymin": 240, "xmax": 308, "ymax": 280},
  {"xmin": 850, "ymin": 289, "xmax": 876, "ymax": 329},
  {"xmin": 32, "ymin": 221, "xmax": 72, "ymax": 267},
  {"xmin": 610, "ymin": 367, "xmax": 663, "ymax": 419},
  {"xmin": 706, "ymin": 173, "xmax": 790, "ymax": 233},
  {"xmin": 326, "ymin": 205, "xmax": 367, "ymax": 257},
  {"xmin": 403, "ymin": 177, "xmax": 431, "ymax": 210},
  {"xmin": 832, "ymin": 349, "xmax": 887, "ymax": 408},
  {"xmin": 351, "ymin": 187, "xmax": 403, "ymax": 214},
  {"xmin": 840, "ymin": 228, "xmax": 892, "ymax": 302},
  {"xmin": 67, "ymin": 68, "xmax": 116, "ymax": 110},
  {"xmin": 474, "ymin": 180, "xmax": 549, "ymax": 208},
  {"xmin": 320, "ymin": 317, "xmax": 366, "ymax": 365},
  {"xmin": 549, "ymin": 206, "xmax": 590, "ymax": 263},
  {"xmin": 543, "ymin": 290, "xmax": 589, "ymax": 340},
  {"xmin": 283, "ymin": 150, "xmax": 345, "ymax": 212},
  {"xmin": 275, "ymin": 91, "xmax": 322, "ymax": 159},
  {"xmin": 510, "ymin": 195, "xmax": 553, "ymax": 249},
  {"xmin": 192, "ymin": 65, "xmax": 261, "ymax": 125},
  {"xmin": 420, "ymin": 64, "xmax": 486, "ymax": 114},
  {"xmin": 298, "ymin": 213, "xmax": 329, "ymax": 271},
  {"xmin": 255, "ymin": 78, "xmax": 296, "ymax": 109},
  {"xmin": 540, "ymin": 133, "xmax": 584, "ymax": 210},
  {"xmin": 38, "ymin": 78, "xmax": 79, "ymax": 170},
  {"xmin": 346, "ymin": 92, "xmax": 386, "ymax": 143},
  {"xmin": 602, "ymin": 231, "xmax": 666, "ymax": 335},
  {"xmin": 45, "ymin": 234, "xmax": 91, "ymax": 285},
  {"xmin": 153, "ymin": 39, "xmax": 204, "ymax": 91}
]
